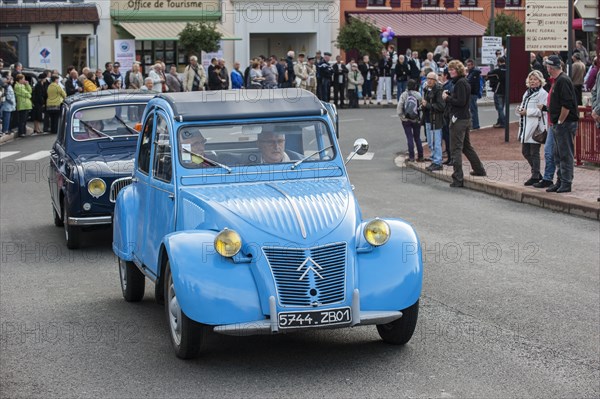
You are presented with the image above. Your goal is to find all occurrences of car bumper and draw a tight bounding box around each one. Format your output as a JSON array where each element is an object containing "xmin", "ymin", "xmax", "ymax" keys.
[
  {"xmin": 68, "ymin": 216, "xmax": 112, "ymax": 226},
  {"xmin": 212, "ymin": 289, "xmax": 403, "ymax": 336}
]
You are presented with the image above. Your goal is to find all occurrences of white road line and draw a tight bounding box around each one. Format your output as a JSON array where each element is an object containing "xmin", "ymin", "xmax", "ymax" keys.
[
  {"xmin": 346, "ymin": 152, "xmax": 374, "ymax": 161},
  {"xmin": 15, "ymin": 150, "xmax": 50, "ymax": 161},
  {"xmin": 0, "ymin": 151, "xmax": 20, "ymax": 160}
]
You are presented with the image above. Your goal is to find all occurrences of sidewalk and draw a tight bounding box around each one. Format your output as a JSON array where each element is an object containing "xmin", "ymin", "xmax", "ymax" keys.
[{"xmin": 397, "ymin": 122, "xmax": 600, "ymax": 220}]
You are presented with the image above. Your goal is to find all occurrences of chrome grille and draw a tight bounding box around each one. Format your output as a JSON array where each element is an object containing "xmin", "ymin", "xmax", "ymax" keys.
[
  {"xmin": 264, "ymin": 243, "xmax": 347, "ymax": 307},
  {"xmin": 109, "ymin": 177, "xmax": 133, "ymax": 203}
]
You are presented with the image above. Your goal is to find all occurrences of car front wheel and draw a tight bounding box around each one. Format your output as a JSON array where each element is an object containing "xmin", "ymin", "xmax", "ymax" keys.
[
  {"xmin": 119, "ymin": 258, "xmax": 145, "ymax": 302},
  {"xmin": 164, "ymin": 260, "xmax": 208, "ymax": 359},
  {"xmin": 63, "ymin": 199, "xmax": 80, "ymax": 249},
  {"xmin": 376, "ymin": 300, "xmax": 419, "ymax": 345},
  {"xmin": 53, "ymin": 205, "xmax": 63, "ymax": 227}
]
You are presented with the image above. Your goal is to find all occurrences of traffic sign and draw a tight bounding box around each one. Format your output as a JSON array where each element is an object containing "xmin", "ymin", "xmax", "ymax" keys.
[{"xmin": 525, "ymin": 0, "xmax": 569, "ymax": 51}]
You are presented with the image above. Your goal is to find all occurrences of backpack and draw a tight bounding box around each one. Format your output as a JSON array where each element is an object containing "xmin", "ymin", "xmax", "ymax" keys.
[{"xmin": 403, "ymin": 91, "xmax": 420, "ymax": 121}]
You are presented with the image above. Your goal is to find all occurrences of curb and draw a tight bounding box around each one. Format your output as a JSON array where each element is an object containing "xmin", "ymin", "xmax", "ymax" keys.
[{"xmin": 399, "ymin": 156, "xmax": 600, "ymax": 221}]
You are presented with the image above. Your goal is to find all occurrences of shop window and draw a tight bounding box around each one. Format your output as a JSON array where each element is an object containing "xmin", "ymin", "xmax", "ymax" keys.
[
  {"xmin": 368, "ymin": 0, "xmax": 386, "ymax": 6},
  {"xmin": 422, "ymin": 0, "xmax": 439, "ymax": 6},
  {"xmin": 0, "ymin": 35, "xmax": 19, "ymax": 66},
  {"xmin": 459, "ymin": 0, "xmax": 477, "ymax": 5},
  {"xmin": 505, "ymin": 0, "xmax": 521, "ymax": 6}
]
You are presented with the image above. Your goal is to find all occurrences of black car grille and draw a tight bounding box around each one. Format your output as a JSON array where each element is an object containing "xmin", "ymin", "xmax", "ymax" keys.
[{"xmin": 263, "ymin": 243, "xmax": 347, "ymax": 307}]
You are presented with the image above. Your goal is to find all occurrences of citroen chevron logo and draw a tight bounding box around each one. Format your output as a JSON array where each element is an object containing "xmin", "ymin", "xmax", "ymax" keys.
[{"xmin": 297, "ymin": 257, "xmax": 324, "ymax": 281}]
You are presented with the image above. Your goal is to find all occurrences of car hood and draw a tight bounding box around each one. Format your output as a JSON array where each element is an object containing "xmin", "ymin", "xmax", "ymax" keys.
[
  {"xmin": 75, "ymin": 152, "xmax": 135, "ymax": 176},
  {"xmin": 183, "ymin": 178, "xmax": 355, "ymax": 241}
]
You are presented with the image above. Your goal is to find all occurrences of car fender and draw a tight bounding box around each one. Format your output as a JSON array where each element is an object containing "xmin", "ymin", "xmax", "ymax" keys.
[
  {"xmin": 163, "ymin": 230, "xmax": 263, "ymax": 325},
  {"xmin": 356, "ymin": 218, "xmax": 422, "ymax": 311},
  {"xmin": 112, "ymin": 184, "xmax": 138, "ymax": 260}
]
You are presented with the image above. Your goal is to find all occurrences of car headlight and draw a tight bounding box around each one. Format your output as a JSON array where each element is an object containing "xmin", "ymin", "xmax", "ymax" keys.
[
  {"xmin": 87, "ymin": 178, "xmax": 106, "ymax": 198},
  {"xmin": 364, "ymin": 218, "xmax": 390, "ymax": 246},
  {"xmin": 214, "ymin": 229, "xmax": 242, "ymax": 258}
]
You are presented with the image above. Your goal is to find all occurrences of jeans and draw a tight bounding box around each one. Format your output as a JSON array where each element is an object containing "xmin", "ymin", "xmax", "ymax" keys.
[
  {"xmin": 425, "ymin": 123, "xmax": 443, "ymax": 165},
  {"xmin": 2, "ymin": 111, "xmax": 12, "ymax": 133},
  {"xmin": 396, "ymin": 80, "xmax": 407, "ymax": 100},
  {"xmin": 319, "ymin": 78, "xmax": 331, "ymax": 102},
  {"xmin": 542, "ymin": 126, "xmax": 556, "ymax": 181},
  {"xmin": 494, "ymin": 94, "xmax": 505, "ymax": 126},
  {"xmin": 402, "ymin": 120, "xmax": 423, "ymax": 160},
  {"xmin": 377, "ymin": 77, "xmax": 392, "ymax": 103},
  {"xmin": 522, "ymin": 143, "xmax": 542, "ymax": 180},
  {"xmin": 552, "ymin": 121, "xmax": 578, "ymax": 185},
  {"xmin": 449, "ymin": 118, "xmax": 485, "ymax": 184},
  {"xmin": 470, "ymin": 94, "xmax": 480, "ymax": 129},
  {"xmin": 363, "ymin": 79, "xmax": 372, "ymax": 98}
]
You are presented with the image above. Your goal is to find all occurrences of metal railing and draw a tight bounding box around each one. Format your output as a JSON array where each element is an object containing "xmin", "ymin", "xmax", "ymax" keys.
[{"xmin": 575, "ymin": 106, "xmax": 600, "ymax": 166}]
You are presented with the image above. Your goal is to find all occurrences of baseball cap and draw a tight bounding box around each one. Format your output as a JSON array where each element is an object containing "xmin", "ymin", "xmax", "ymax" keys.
[
  {"xmin": 308, "ymin": 57, "xmax": 315, "ymax": 61},
  {"xmin": 544, "ymin": 55, "xmax": 561, "ymax": 67},
  {"xmin": 113, "ymin": 62, "xmax": 121, "ymax": 67},
  {"xmin": 324, "ymin": 52, "xmax": 332, "ymax": 56},
  {"xmin": 298, "ymin": 53, "xmax": 305, "ymax": 57}
]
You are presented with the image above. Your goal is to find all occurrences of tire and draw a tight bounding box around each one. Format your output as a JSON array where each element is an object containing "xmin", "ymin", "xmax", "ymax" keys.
[
  {"xmin": 63, "ymin": 199, "xmax": 81, "ymax": 249},
  {"xmin": 164, "ymin": 260, "xmax": 208, "ymax": 359},
  {"xmin": 118, "ymin": 258, "xmax": 145, "ymax": 302},
  {"xmin": 376, "ymin": 300, "xmax": 419, "ymax": 345},
  {"xmin": 53, "ymin": 205, "xmax": 63, "ymax": 227}
]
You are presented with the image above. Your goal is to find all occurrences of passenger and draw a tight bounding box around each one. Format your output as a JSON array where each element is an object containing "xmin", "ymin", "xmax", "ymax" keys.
[{"xmin": 180, "ymin": 130, "xmax": 211, "ymax": 167}]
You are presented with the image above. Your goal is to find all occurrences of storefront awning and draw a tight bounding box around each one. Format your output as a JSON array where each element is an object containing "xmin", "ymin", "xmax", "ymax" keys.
[
  {"xmin": 348, "ymin": 13, "xmax": 486, "ymax": 37},
  {"xmin": 118, "ymin": 22, "xmax": 241, "ymax": 41}
]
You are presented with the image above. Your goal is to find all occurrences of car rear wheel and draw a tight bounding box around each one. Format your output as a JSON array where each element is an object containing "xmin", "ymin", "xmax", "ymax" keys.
[
  {"xmin": 376, "ymin": 300, "xmax": 419, "ymax": 345},
  {"xmin": 164, "ymin": 260, "xmax": 208, "ymax": 359},
  {"xmin": 63, "ymin": 199, "xmax": 80, "ymax": 249},
  {"xmin": 53, "ymin": 205, "xmax": 63, "ymax": 227},
  {"xmin": 119, "ymin": 258, "xmax": 145, "ymax": 302}
]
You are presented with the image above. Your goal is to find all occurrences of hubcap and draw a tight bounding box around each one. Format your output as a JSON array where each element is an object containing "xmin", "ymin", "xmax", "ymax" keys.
[
  {"xmin": 168, "ymin": 274, "xmax": 182, "ymax": 346},
  {"xmin": 119, "ymin": 260, "xmax": 127, "ymax": 291}
]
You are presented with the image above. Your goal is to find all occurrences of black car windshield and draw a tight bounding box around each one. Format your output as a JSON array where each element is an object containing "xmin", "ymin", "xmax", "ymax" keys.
[
  {"xmin": 71, "ymin": 104, "xmax": 146, "ymax": 141},
  {"xmin": 178, "ymin": 120, "xmax": 335, "ymax": 169}
]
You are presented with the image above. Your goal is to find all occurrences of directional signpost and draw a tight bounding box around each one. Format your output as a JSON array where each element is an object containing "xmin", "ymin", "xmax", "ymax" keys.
[{"xmin": 525, "ymin": 0, "xmax": 569, "ymax": 51}]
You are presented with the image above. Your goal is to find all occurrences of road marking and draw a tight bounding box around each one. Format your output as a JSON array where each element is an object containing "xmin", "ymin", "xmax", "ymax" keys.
[
  {"xmin": 346, "ymin": 152, "xmax": 374, "ymax": 161},
  {"xmin": 0, "ymin": 151, "xmax": 20, "ymax": 160},
  {"xmin": 339, "ymin": 118, "xmax": 364, "ymax": 123},
  {"xmin": 16, "ymin": 151, "xmax": 50, "ymax": 161}
]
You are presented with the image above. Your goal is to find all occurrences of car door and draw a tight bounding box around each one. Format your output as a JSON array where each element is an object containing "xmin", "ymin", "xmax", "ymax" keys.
[
  {"xmin": 131, "ymin": 109, "xmax": 155, "ymax": 267},
  {"xmin": 49, "ymin": 106, "xmax": 68, "ymax": 214},
  {"xmin": 143, "ymin": 111, "xmax": 176, "ymax": 275}
]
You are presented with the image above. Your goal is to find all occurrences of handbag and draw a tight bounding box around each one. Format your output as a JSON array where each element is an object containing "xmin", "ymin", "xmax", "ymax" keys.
[{"xmin": 532, "ymin": 115, "xmax": 547, "ymax": 144}]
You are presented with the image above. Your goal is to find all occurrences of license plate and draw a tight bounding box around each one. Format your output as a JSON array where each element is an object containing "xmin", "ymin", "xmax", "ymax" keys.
[{"xmin": 278, "ymin": 307, "xmax": 352, "ymax": 329}]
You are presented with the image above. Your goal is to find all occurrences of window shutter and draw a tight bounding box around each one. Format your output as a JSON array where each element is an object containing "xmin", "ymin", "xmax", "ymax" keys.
[
  {"xmin": 356, "ymin": 0, "xmax": 367, "ymax": 7},
  {"xmin": 494, "ymin": 0, "xmax": 505, "ymax": 8},
  {"xmin": 390, "ymin": 0, "xmax": 401, "ymax": 7},
  {"xmin": 411, "ymin": 0, "xmax": 422, "ymax": 8},
  {"xmin": 444, "ymin": 0, "xmax": 454, "ymax": 7}
]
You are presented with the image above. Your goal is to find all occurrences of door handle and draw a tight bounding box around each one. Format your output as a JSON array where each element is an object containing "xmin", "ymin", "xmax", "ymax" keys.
[{"xmin": 168, "ymin": 194, "xmax": 175, "ymax": 200}]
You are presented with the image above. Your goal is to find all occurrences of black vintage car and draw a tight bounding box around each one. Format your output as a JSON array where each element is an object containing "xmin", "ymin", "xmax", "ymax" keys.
[{"xmin": 49, "ymin": 90, "xmax": 154, "ymax": 249}]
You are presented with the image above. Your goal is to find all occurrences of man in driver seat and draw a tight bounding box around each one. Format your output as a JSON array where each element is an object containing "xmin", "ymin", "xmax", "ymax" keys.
[
  {"xmin": 180, "ymin": 129, "xmax": 211, "ymax": 167},
  {"xmin": 258, "ymin": 129, "xmax": 290, "ymax": 163}
]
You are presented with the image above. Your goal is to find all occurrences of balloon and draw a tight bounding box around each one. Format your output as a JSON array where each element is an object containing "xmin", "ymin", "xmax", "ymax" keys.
[
  {"xmin": 387, "ymin": 26, "xmax": 392, "ymax": 32},
  {"xmin": 381, "ymin": 27, "xmax": 386, "ymax": 32},
  {"xmin": 382, "ymin": 37, "xmax": 388, "ymax": 44},
  {"xmin": 382, "ymin": 31, "xmax": 389, "ymax": 37}
]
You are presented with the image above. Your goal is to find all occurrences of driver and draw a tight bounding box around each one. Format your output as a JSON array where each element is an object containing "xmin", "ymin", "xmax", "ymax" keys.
[
  {"xmin": 258, "ymin": 130, "xmax": 290, "ymax": 163},
  {"xmin": 180, "ymin": 129, "xmax": 210, "ymax": 167},
  {"xmin": 76, "ymin": 119, "xmax": 104, "ymax": 140}
]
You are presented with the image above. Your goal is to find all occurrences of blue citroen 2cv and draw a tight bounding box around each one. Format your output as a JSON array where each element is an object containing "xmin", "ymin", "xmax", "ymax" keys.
[{"xmin": 112, "ymin": 89, "xmax": 423, "ymax": 359}]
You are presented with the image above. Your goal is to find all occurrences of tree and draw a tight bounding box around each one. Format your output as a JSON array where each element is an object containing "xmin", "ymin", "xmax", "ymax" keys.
[
  {"xmin": 335, "ymin": 18, "xmax": 381, "ymax": 59},
  {"xmin": 485, "ymin": 13, "xmax": 525, "ymax": 43},
  {"xmin": 178, "ymin": 22, "xmax": 222, "ymax": 57}
]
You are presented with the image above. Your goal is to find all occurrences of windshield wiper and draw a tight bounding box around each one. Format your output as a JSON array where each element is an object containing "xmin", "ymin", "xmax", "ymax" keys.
[
  {"xmin": 290, "ymin": 145, "xmax": 334, "ymax": 170},
  {"xmin": 181, "ymin": 147, "xmax": 232, "ymax": 173},
  {"xmin": 79, "ymin": 120, "xmax": 113, "ymax": 140},
  {"xmin": 114, "ymin": 114, "xmax": 138, "ymax": 135}
]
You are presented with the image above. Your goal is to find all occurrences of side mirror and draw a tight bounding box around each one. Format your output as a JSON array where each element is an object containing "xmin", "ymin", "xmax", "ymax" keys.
[{"xmin": 345, "ymin": 138, "xmax": 369, "ymax": 165}]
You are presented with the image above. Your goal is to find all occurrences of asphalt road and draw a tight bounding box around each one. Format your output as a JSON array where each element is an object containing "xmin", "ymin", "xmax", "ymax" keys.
[{"xmin": 0, "ymin": 105, "xmax": 598, "ymax": 398}]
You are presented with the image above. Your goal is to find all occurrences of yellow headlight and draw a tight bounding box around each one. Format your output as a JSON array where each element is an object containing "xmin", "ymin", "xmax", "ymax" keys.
[
  {"xmin": 364, "ymin": 219, "xmax": 391, "ymax": 246},
  {"xmin": 214, "ymin": 229, "xmax": 242, "ymax": 258},
  {"xmin": 87, "ymin": 178, "xmax": 106, "ymax": 198}
]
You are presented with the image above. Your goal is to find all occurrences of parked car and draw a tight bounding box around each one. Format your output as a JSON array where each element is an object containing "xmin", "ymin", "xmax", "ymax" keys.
[
  {"xmin": 49, "ymin": 90, "xmax": 155, "ymax": 249},
  {"xmin": 113, "ymin": 89, "xmax": 423, "ymax": 359}
]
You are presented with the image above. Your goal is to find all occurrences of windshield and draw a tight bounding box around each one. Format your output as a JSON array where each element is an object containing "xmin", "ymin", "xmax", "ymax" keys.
[
  {"xmin": 178, "ymin": 120, "xmax": 335, "ymax": 169},
  {"xmin": 71, "ymin": 104, "xmax": 146, "ymax": 141}
]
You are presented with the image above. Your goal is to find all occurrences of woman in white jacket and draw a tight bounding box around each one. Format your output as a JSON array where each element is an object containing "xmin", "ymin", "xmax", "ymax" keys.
[{"xmin": 516, "ymin": 70, "xmax": 548, "ymax": 186}]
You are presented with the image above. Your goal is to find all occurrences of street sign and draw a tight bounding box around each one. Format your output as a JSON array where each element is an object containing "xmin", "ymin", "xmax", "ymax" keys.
[
  {"xmin": 525, "ymin": 0, "xmax": 569, "ymax": 51},
  {"xmin": 481, "ymin": 36, "xmax": 503, "ymax": 65}
]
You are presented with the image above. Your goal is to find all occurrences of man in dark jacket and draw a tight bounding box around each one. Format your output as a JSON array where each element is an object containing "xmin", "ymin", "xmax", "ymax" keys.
[
  {"xmin": 394, "ymin": 55, "xmax": 410, "ymax": 100},
  {"xmin": 465, "ymin": 59, "xmax": 481, "ymax": 130},
  {"xmin": 443, "ymin": 60, "xmax": 486, "ymax": 187},
  {"xmin": 102, "ymin": 62, "xmax": 114, "ymax": 90},
  {"xmin": 332, "ymin": 55, "xmax": 347, "ymax": 108},
  {"xmin": 487, "ymin": 56, "xmax": 506, "ymax": 128},
  {"xmin": 285, "ymin": 51, "xmax": 296, "ymax": 89},
  {"xmin": 544, "ymin": 55, "xmax": 579, "ymax": 193},
  {"xmin": 422, "ymin": 72, "xmax": 446, "ymax": 171},
  {"xmin": 317, "ymin": 52, "xmax": 333, "ymax": 102}
]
